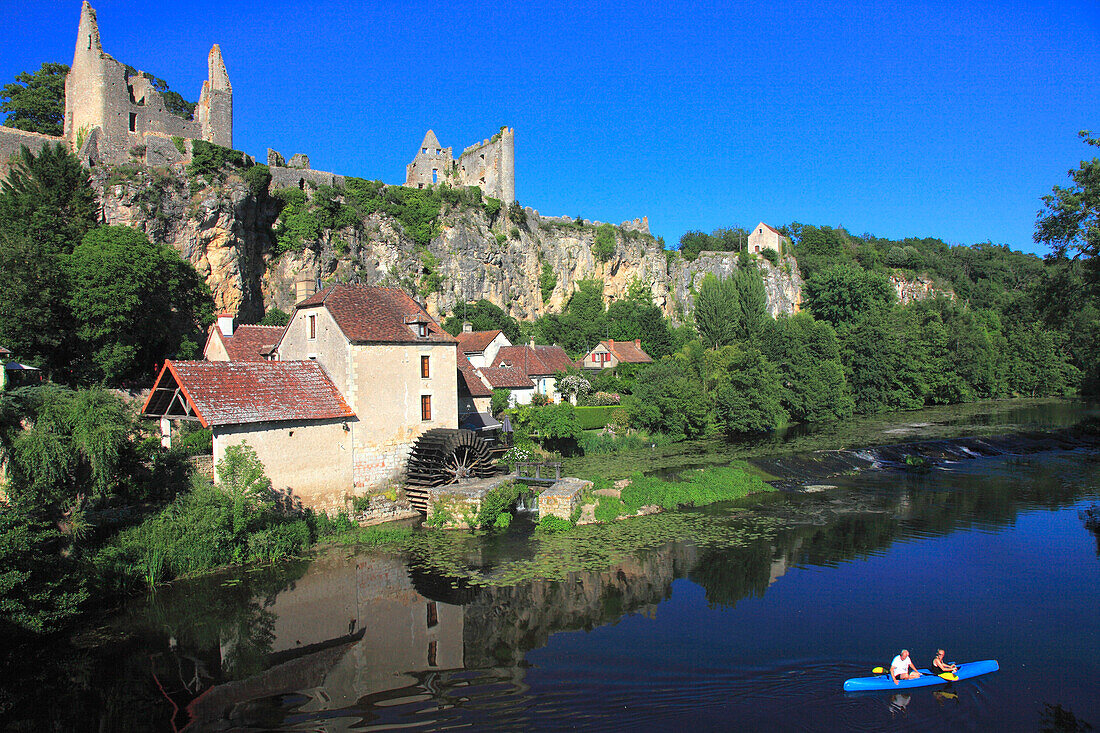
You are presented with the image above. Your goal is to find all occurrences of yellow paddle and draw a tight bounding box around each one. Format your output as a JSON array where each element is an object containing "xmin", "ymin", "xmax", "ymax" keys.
[{"xmin": 871, "ymin": 665, "xmax": 959, "ymax": 682}]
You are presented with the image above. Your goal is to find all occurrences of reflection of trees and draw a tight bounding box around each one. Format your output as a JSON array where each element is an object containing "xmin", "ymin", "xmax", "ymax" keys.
[
  {"xmin": 689, "ymin": 543, "xmax": 773, "ymax": 609},
  {"xmin": 1039, "ymin": 702, "xmax": 1094, "ymax": 732},
  {"xmin": 1082, "ymin": 506, "xmax": 1100, "ymax": 556}
]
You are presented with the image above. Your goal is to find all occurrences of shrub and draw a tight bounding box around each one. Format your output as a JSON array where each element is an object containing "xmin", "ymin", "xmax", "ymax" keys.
[
  {"xmin": 491, "ymin": 388, "xmax": 511, "ymax": 415},
  {"xmin": 425, "ymin": 502, "xmax": 454, "ymax": 529},
  {"xmin": 174, "ymin": 425, "xmax": 212, "ymax": 456},
  {"xmin": 539, "ymin": 262, "xmax": 557, "ymax": 302},
  {"xmin": 531, "ymin": 392, "xmax": 551, "ymax": 406},
  {"xmin": 536, "ymin": 515, "xmax": 573, "ymax": 534},
  {"xmin": 510, "ymin": 226, "xmax": 521, "ymax": 240},
  {"xmin": 171, "ymin": 136, "xmax": 186, "ymax": 155},
  {"xmin": 762, "ymin": 248, "xmax": 780, "ymax": 265},
  {"xmin": 484, "ymin": 197, "xmax": 502, "ymax": 225},
  {"xmin": 508, "ymin": 200, "xmax": 525, "ymax": 224},
  {"xmin": 575, "ymin": 405, "xmax": 616, "ymax": 430},
  {"xmin": 588, "ymin": 391, "xmax": 621, "ymax": 406},
  {"xmin": 475, "ymin": 480, "xmax": 526, "ymax": 530},
  {"xmin": 594, "ymin": 496, "xmax": 625, "ymax": 523},
  {"xmin": 500, "ymin": 442, "xmax": 535, "ymax": 470},
  {"xmin": 246, "ymin": 520, "xmax": 310, "ymax": 563},
  {"xmin": 243, "ymin": 163, "xmax": 271, "ymax": 198},
  {"xmin": 593, "ymin": 223, "xmax": 616, "ymax": 262},
  {"xmin": 188, "ymin": 139, "xmax": 244, "ymax": 185}
]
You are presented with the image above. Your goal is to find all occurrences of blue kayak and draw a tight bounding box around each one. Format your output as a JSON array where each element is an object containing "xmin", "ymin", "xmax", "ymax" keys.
[{"xmin": 843, "ymin": 660, "xmax": 999, "ymax": 692}]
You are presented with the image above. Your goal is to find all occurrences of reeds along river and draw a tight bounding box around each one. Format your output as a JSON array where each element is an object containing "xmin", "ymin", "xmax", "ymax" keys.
[{"xmin": 3, "ymin": 404, "xmax": 1100, "ymax": 731}]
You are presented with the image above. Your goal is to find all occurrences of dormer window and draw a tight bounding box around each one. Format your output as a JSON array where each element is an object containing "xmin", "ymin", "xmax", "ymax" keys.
[{"xmin": 417, "ymin": 323, "xmax": 428, "ymax": 338}]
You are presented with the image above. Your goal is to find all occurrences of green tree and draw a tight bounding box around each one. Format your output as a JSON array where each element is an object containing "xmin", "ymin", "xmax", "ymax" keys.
[
  {"xmin": 629, "ymin": 360, "xmax": 710, "ymax": 439},
  {"xmin": 442, "ymin": 299, "xmax": 522, "ymax": 343},
  {"xmin": 258, "ymin": 307, "xmax": 290, "ymax": 326},
  {"xmin": 804, "ymin": 263, "xmax": 896, "ymax": 327},
  {"xmin": 69, "ymin": 225, "xmax": 214, "ymax": 383},
  {"xmin": 593, "ymin": 223, "xmax": 616, "ymax": 262},
  {"xmin": 1035, "ymin": 131, "xmax": 1100, "ymax": 293},
  {"xmin": 1, "ymin": 63, "xmax": 68, "ymax": 136},
  {"xmin": 693, "ymin": 273, "xmax": 741, "ymax": 348},
  {"xmin": 759, "ymin": 314, "xmax": 853, "ymax": 422},
  {"xmin": 0, "ymin": 144, "xmax": 99, "ymax": 377},
  {"xmin": 733, "ymin": 265, "xmax": 768, "ymax": 340},
  {"xmin": 714, "ymin": 347, "xmax": 788, "ymax": 435}
]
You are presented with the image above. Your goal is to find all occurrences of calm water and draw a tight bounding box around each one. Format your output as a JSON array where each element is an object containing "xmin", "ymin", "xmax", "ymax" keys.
[{"xmin": 4, "ymin": 410, "xmax": 1100, "ymax": 731}]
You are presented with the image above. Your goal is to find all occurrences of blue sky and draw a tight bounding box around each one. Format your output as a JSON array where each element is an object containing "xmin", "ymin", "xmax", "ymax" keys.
[{"xmin": 3, "ymin": 1, "xmax": 1098, "ymax": 255}]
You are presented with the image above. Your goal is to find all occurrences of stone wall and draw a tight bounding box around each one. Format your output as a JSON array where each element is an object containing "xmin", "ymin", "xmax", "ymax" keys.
[
  {"xmin": 0, "ymin": 127, "xmax": 63, "ymax": 178},
  {"xmin": 212, "ymin": 417, "xmax": 354, "ymax": 514},
  {"xmin": 405, "ymin": 127, "xmax": 515, "ymax": 202}
]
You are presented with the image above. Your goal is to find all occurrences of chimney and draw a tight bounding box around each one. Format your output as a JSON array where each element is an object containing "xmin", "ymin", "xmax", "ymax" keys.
[
  {"xmin": 295, "ymin": 279, "xmax": 316, "ymax": 303},
  {"xmin": 217, "ymin": 313, "xmax": 234, "ymax": 337},
  {"xmin": 529, "ymin": 338, "xmax": 535, "ymax": 348},
  {"xmin": 463, "ymin": 321, "xmax": 473, "ymax": 333},
  {"xmin": 635, "ymin": 339, "xmax": 641, "ymax": 347}
]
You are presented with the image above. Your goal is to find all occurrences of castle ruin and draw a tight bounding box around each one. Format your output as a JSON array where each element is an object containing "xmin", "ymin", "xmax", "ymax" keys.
[
  {"xmin": 0, "ymin": 1, "xmax": 231, "ymax": 172},
  {"xmin": 405, "ymin": 128, "xmax": 515, "ymax": 203}
]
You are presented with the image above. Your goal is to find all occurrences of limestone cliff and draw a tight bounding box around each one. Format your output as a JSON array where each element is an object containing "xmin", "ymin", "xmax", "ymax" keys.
[{"xmin": 93, "ymin": 164, "xmax": 810, "ymax": 326}]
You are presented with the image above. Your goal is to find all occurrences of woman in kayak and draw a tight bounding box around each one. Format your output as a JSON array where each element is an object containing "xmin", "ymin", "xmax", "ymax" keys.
[
  {"xmin": 891, "ymin": 649, "xmax": 922, "ymax": 684},
  {"xmin": 932, "ymin": 649, "xmax": 958, "ymax": 674}
]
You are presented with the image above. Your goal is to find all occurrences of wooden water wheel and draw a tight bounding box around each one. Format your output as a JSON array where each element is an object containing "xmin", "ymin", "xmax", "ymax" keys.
[{"xmin": 406, "ymin": 428, "xmax": 497, "ymax": 488}]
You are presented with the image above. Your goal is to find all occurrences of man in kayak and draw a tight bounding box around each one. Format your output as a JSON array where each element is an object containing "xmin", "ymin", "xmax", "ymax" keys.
[
  {"xmin": 932, "ymin": 649, "xmax": 958, "ymax": 675},
  {"xmin": 890, "ymin": 649, "xmax": 922, "ymax": 684}
]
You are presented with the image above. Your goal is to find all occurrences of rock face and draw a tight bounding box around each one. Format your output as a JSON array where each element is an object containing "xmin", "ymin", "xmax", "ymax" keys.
[
  {"xmin": 93, "ymin": 164, "xmax": 805, "ymax": 325},
  {"xmin": 890, "ymin": 272, "xmax": 951, "ymax": 304}
]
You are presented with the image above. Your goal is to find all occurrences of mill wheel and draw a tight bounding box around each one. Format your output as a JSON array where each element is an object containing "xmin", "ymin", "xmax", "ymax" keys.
[{"xmin": 406, "ymin": 428, "xmax": 497, "ymax": 488}]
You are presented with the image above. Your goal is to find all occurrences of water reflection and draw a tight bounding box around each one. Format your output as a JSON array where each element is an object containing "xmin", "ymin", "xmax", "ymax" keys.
[{"xmin": 3, "ymin": 442, "xmax": 1098, "ymax": 730}]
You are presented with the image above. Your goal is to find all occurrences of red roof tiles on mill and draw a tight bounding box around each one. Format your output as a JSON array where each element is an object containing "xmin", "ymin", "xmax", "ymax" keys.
[
  {"xmin": 142, "ymin": 360, "xmax": 355, "ymax": 428},
  {"xmin": 478, "ymin": 366, "xmax": 534, "ymax": 389},
  {"xmin": 296, "ymin": 284, "xmax": 456, "ymax": 344}
]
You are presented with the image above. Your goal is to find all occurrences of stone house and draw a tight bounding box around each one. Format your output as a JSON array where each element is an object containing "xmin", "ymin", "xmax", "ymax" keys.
[
  {"xmin": 455, "ymin": 327, "xmax": 511, "ymax": 368},
  {"xmin": 491, "ymin": 344, "xmax": 572, "ymax": 404},
  {"xmin": 202, "ymin": 315, "xmax": 282, "ymax": 361},
  {"xmin": 143, "ymin": 284, "xmax": 458, "ymax": 512},
  {"xmin": 747, "ymin": 222, "xmax": 788, "ymax": 256},
  {"xmin": 581, "ymin": 339, "xmax": 653, "ymax": 370},
  {"xmin": 142, "ymin": 360, "xmax": 356, "ymax": 510}
]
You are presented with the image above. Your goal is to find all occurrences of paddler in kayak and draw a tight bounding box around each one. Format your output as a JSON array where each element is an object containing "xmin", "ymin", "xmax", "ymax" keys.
[
  {"xmin": 931, "ymin": 649, "xmax": 958, "ymax": 675},
  {"xmin": 890, "ymin": 649, "xmax": 922, "ymax": 684}
]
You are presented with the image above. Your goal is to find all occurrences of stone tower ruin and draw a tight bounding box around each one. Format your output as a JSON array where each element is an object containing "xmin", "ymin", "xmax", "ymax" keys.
[
  {"xmin": 406, "ymin": 127, "xmax": 515, "ymax": 203},
  {"xmin": 62, "ymin": 1, "xmax": 232, "ymax": 165}
]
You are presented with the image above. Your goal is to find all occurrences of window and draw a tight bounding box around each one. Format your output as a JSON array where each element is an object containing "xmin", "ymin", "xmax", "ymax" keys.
[
  {"xmin": 432, "ymin": 168, "xmax": 437, "ymax": 184},
  {"xmin": 308, "ymin": 314, "xmax": 316, "ymax": 339},
  {"xmin": 128, "ymin": 113, "xmax": 137, "ymax": 132},
  {"xmin": 422, "ymin": 147, "xmax": 427, "ymax": 154},
  {"xmin": 426, "ymin": 601, "xmax": 438, "ymax": 628},
  {"xmin": 417, "ymin": 322, "xmax": 428, "ymax": 338},
  {"xmin": 421, "ymin": 355, "xmax": 430, "ymax": 378},
  {"xmin": 421, "ymin": 395, "xmax": 432, "ymax": 421},
  {"xmin": 427, "ymin": 640, "xmax": 438, "ymax": 667}
]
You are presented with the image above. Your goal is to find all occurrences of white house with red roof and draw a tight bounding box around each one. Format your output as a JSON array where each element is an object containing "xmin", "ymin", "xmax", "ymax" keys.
[
  {"xmin": 143, "ymin": 284, "xmax": 459, "ymax": 512},
  {"xmin": 747, "ymin": 221, "xmax": 789, "ymax": 255},
  {"xmin": 491, "ymin": 343, "xmax": 572, "ymax": 404},
  {"xmin": 580, "ymin": 339, "xmax": 653, "ymax": 370},
  {"xmin": 454, "ymin": 326, "xmax": 510, "ymax": 368}
]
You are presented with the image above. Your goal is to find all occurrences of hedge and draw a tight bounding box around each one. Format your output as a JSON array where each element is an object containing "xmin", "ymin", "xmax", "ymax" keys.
[{"xmin": 575, "ymin": 406, "xmax": 617, "ymax": 430}]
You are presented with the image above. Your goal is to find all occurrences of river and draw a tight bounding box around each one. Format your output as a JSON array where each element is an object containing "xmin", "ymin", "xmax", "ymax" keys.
[{"xmin": 3, "ymin": 400, "xmax": 1099, "ymax": 731}]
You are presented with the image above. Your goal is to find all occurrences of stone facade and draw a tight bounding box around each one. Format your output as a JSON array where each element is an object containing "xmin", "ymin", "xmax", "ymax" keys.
[
  {"xmin": 538, "ymin": 478, "xmax": 590, "ymax": 521},
  {"xmin": 212, "ymin": 418, "xmax": 353, "ymax": 514},
  {"xmin": 406, "ymin": 127, "xmax": 515, "ymax": 203},
  {"xmin": 275, "ymin": 288, "xmax": 459, "ymax": 494},
  {"xmin": 747, "ymin": 221, "xmax": 788, "ymax": 255}
]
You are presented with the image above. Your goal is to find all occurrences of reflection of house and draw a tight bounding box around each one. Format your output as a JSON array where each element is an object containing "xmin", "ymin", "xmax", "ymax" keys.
[
  {"xmin": 581, "ymin": 339, "xmax": 652, "ymax": 370},
  {"xmin": 142, "ymin": 284, "xmax": 458, "ymax": 512},
  {"xmin": 492, "ymin": 344, "xmax": 572, "ymax": 404},
  {"xmin": 202, "ymin": 315, "xmax": 282, "ymax": 361},
  {"xmin": 747, "ymin": 221, "xmax": 788, "ymax": 255}
]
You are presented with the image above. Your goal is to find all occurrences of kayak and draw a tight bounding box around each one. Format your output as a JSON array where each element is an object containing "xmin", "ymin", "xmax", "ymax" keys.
[{"xmin": 843, "ymin": 659, "xmax": 999, "ymax": 692}]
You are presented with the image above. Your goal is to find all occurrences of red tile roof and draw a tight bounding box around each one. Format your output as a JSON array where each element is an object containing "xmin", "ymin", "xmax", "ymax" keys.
[
  {"xmin": 478, "ymin": 366, "xmax": 534, "ymax": 389},
  {"xmin": 492, "ymin": 345, "xmax": 572, "ymax": 376},
  {"xmin": 457, "ymin": 352, "xmax": 492, "ymax": 397},
  {"xmin": 757, "ymin": 222, "xmax": 784, "ymax": 236},
  {"xmin": 209, "ymin": 324, "xmax": 285, "ymax": 361},
  {"xmin": 297, "ymin": 284, "xmax": 456, "ymax": 344},
  {"xmin": 142, "ymin": 360, "xmax": 355, "ymax": 428},
  {"xmin": 601, "ymin": 339, "xmax": 653, "ymax": 364},
  {"xmin": 455, "ymin": 330, "xmax": 503, "ymax": 354}
]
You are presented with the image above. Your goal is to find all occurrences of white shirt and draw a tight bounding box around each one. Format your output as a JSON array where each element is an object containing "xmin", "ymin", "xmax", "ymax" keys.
[{"xmin": 891, "ymin": 655, "xmax": 912, "ymax": 676}]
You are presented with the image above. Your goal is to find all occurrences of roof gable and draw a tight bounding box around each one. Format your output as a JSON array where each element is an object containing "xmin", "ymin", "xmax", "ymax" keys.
[
  {"xmin": 455, "ymin": 329, "xmax": 504, "ymax": 354},
  {"xmin": 492, "ymin": 344, "xmax": 572, "ymax": 377},
  {"xmin": 142, "ymin": 360, "xmax": 355, "ymax": 428},
  {"xmin": 603, "ymin": 339, "xmax": 653, "ymax": 363},
  {"xmin": 208, "ymin": 324, "xmax": 285, "ymax": 361}
]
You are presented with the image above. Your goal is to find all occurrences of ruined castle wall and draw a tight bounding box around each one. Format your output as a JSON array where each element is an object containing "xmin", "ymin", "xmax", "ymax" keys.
[
  {"xmin": 0, "ymin": 128, "xmax": 64, "ymax": 177},
  {"xmin": 270, "ymin": 166, "xmax": 345, "ymax": 190},
  {"xmin": 456, "ymin": 128, "xmax": 514, "ymax": 202}
]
